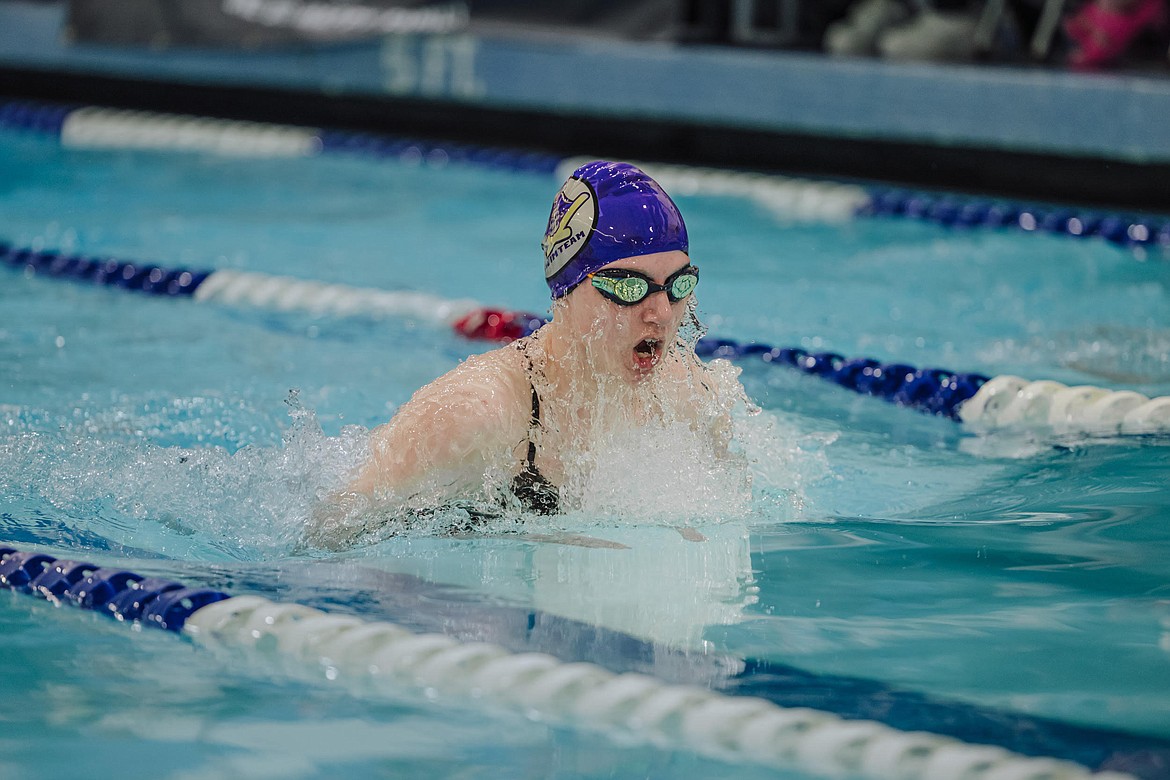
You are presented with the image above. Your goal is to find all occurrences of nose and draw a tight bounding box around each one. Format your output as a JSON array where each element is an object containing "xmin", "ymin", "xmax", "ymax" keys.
[{"xmin": 640, "ymin": 289, "xmax": 673, "ymax": 324}]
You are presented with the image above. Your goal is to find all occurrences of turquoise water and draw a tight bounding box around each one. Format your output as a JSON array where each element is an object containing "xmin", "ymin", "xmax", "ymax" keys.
[{"xmin": 2, "ymin": 127, "xmax": 1170, "ymax": 779}]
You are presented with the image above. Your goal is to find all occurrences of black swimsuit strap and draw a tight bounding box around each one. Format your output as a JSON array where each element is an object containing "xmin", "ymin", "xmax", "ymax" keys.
[
  {"xmin": 511, "ymin": 341, "xmax": 560, "ymax": 515},
  {"xmin": 527, "ymin": 384, "xmax": 540, "ymax": 467},
  {"xmin": 518, "ymin": 342, "xmax": 542, "ymax": 468}
]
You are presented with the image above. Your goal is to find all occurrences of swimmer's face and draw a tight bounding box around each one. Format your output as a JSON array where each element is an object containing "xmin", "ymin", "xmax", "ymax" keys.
[{"xmin": 562, "ymin": 250, "xmax": 693, "ymax": 383}]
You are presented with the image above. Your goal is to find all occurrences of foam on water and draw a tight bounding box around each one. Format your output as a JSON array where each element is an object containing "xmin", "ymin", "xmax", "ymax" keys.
[
  {"xmin": 0, "ymin": 391, "xmax": 369, "ymax": 559},
  {"xmin": 1, "ymin": 370, "xmax": 832, "ymax": 562}
]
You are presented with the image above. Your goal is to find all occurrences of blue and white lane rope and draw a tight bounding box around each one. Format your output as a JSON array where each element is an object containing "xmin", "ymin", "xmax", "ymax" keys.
[
  {"xmin": 3, "ymin": 99, "xmax": 1170, "ymax": 245},
  {"xmin": 0, "ymin": 545, "xmax": 1137, "ymax": 780},
  {"xmin": 2, "ymin": 242, "xmax": 1170, "ymax": 439},
  {"xmin": 4, "ymin": 240, "xmax": 1169, "ymax": 436}
]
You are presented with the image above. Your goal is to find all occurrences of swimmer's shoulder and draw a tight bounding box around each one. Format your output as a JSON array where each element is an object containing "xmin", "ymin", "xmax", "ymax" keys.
[
  {"xmin": 361, "ymin": 342, "xmax": 532, "ymax": 487},
  {"xmin": 398, "ymin": 340, "xmax": 532, "ymax": 430}
]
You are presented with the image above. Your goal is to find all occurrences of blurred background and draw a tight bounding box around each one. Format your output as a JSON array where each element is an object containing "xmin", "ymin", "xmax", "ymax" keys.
[{"xmin": 1, "ymin": 0, "xmax": 1168, "ymax": 209}]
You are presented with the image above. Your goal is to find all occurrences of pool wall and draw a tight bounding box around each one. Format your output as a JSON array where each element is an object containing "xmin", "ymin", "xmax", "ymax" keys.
[{"xmin": 2, "ymin": 0, "xmax": 1170, "ymax": 209}]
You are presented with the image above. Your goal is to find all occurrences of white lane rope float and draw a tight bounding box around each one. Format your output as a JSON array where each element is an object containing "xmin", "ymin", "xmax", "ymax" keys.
[
  {"xmin": 958, "ymin": 375, "xmax": 1170, "ymax": 436},
  {"xmin": 193, "ymin": 269, "xmax": 481, "ymax": 324},
  {"xmin": 60, "ymin": 106, "xmax": 324, "ymax": 157},
  {"xmin": 0, "ymin": 547, "xmax": 1139, "ymax": 780},
  {"xmin": 555, "ymin": 156, "xmax": 870, "ymax": 223}
]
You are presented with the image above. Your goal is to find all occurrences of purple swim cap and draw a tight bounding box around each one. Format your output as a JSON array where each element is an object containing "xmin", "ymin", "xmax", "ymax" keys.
[{"xmin": 542, "ymin": 161, "xmax": 688, "ymax": 299}]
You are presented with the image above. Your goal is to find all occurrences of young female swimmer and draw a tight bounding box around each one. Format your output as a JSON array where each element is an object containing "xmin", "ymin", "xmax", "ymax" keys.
[{"xmin": 307, "ymin": 161, "xmax": 746, "ymax": 542}]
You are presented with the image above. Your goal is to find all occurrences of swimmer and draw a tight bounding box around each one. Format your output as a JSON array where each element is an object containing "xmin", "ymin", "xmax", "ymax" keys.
[{"xmin": 307, "ymin": 161, "xmax": 743, "ymax": 544}]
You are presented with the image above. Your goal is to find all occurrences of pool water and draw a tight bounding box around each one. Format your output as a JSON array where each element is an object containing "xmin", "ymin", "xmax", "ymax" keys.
[{"xmin": 2, "ymin": 125, "xmax": 1170, "ymax": 779}]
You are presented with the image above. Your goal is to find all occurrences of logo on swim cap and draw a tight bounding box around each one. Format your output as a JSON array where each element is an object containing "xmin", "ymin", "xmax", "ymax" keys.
[
  {"xmin": 543, "ymin": 161, "xmax": 688, "ymax": 299},
  {"xmin": 542, "ymin": 177, "xmax": 597, "ymax": 282}
]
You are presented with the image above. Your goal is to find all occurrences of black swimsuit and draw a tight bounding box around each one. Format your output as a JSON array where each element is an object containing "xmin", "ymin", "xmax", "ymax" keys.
[{"xmin": 510, "ymin": 351, "xmax": 560, "ymax": 515}]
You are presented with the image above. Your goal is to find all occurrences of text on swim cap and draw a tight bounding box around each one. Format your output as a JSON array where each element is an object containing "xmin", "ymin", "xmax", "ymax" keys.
[{"xmin": 543, "ymin": 178, "xmax": 597, "ymax": 279}]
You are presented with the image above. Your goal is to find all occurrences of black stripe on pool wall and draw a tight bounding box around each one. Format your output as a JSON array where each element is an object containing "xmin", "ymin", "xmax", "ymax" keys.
[{"xmin": 1, "ymin": 65, "xmax": 1169, "ymax": 213}]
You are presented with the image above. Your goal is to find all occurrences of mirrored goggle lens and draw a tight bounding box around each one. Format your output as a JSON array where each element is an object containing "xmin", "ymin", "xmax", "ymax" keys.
[
  {"xmin": 669, "ymin": 273, "xmax": 698, "ymax": 300},
  {"xmin": 591, "ymin": 275, "xmax": 650, "ymax": 304},
  {"xmin": 611, "ymin": 276, "xmax": 650, "ymax": 302}
]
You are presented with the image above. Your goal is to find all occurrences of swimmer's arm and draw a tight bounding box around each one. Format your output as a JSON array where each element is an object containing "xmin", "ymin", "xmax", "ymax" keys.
[
  {"xmin": 303, "ymin": 388, "xmax": 512, "ymax": 548},
  {"xmin": 347, "ymin": 388, "xmax": 512, "ymax": 496},
  {"xmin": 304, "ymin": 356, "xmax": 524, "ymax": 546}
]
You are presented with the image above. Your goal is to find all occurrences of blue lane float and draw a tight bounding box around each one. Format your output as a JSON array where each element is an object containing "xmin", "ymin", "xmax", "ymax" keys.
[
  {"xmin": 697, "ymin": 341, "xmax": 989, "ymax": 420},
  {"xmin": 860, "ymin": 187, "xmax": 1170, "ymax": 249},
  {"xmin": 0, "ymin": 99, "xmax": 73, "ymax": 134},
  {"xmin": 0, "ymin": 547, "xmax": 229, "ymax": 631},
  {"xmin": 0, "ymin": 242, "xmax": 210, "ymax": 297}
]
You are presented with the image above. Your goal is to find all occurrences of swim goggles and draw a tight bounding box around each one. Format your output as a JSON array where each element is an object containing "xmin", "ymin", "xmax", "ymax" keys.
[{"xmin": 587, "ymin": 265, "xmax": 699, "ymax": 306}]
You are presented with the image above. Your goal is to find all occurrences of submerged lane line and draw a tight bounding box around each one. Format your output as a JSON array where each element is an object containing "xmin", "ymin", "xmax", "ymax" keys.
[{"xmin": 0, "ymin": 545, "xmax": 1141, "ymax": 780}]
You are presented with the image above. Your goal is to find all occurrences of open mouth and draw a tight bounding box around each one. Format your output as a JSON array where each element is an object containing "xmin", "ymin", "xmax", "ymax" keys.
[{"xmin": 632, "ymin": 338, "xmax": 661, "ymax": 373}]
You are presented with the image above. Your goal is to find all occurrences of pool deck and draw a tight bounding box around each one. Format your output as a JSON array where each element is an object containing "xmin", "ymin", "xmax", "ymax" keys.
[{"xmin": 2, "ymin": 0, "xmax": 1169, "ymax": 209}]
